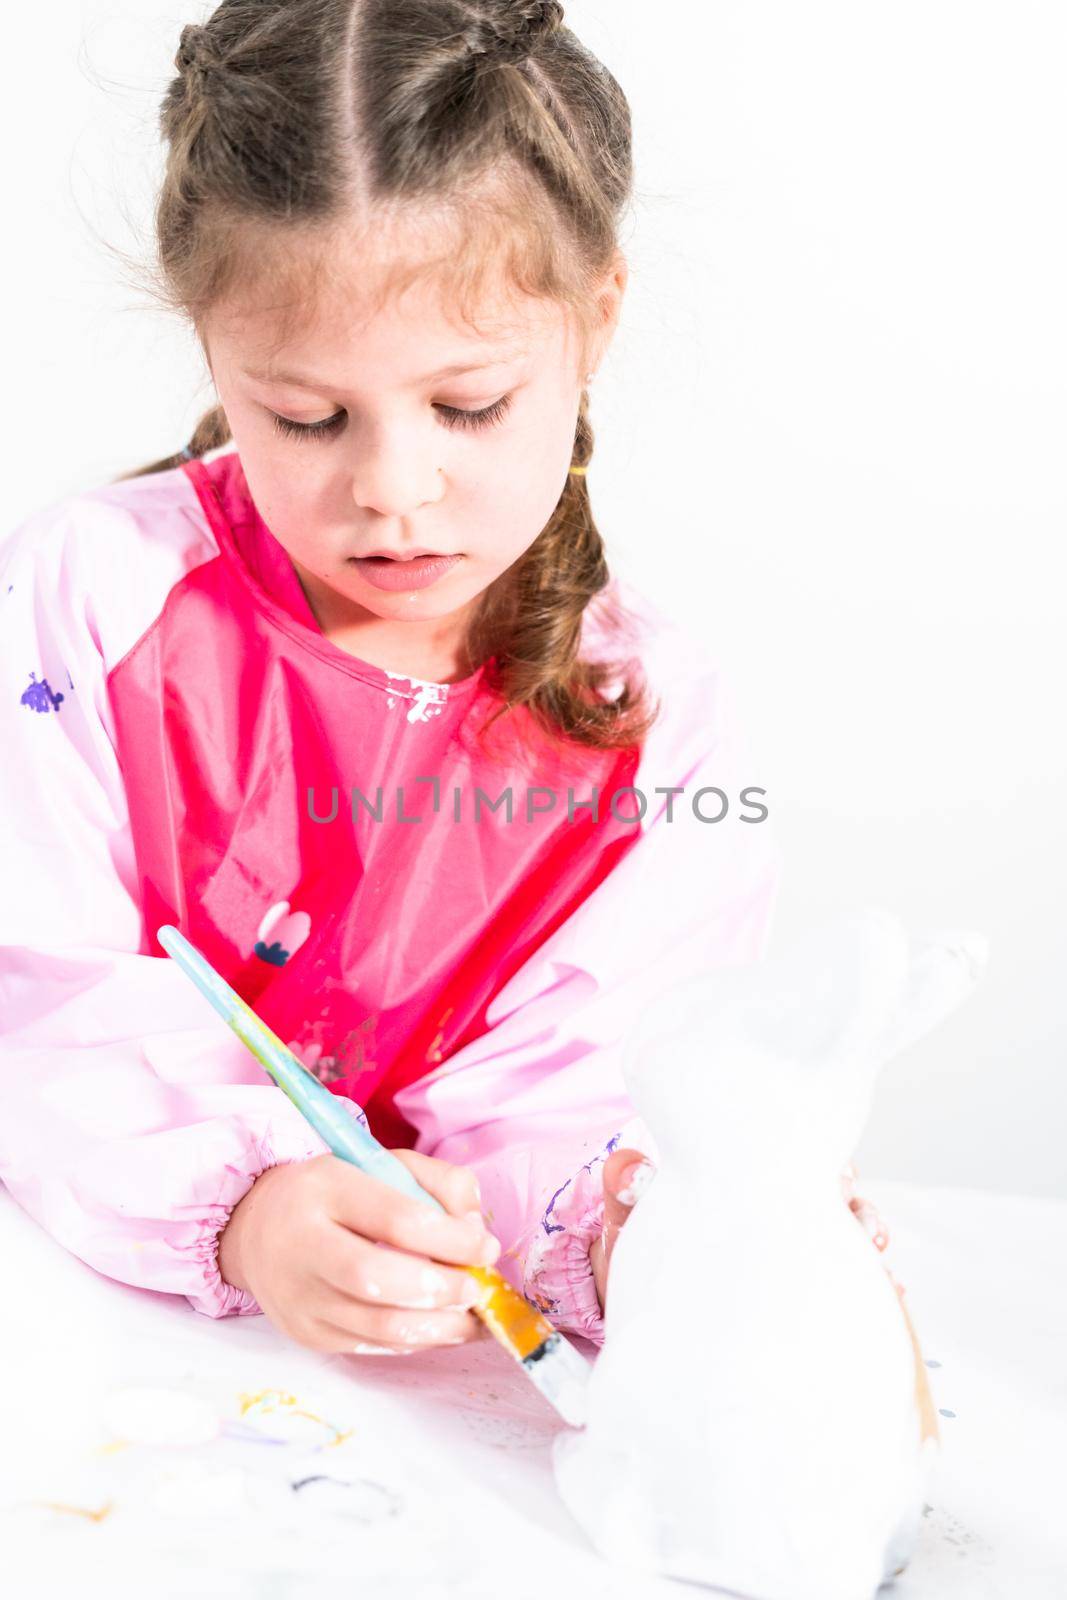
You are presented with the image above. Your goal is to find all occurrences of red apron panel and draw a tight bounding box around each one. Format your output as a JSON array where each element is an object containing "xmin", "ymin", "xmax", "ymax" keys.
[{"xmin": 109, "ymin": 453, "xmax": 643, "ymax": 1147}]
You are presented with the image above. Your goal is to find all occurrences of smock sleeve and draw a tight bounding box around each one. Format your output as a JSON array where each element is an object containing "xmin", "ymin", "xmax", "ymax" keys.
[
  {"xmin": 395, "ymin": 633, "xmax": 783, "ymax": 1345},
  {"xmin": 0, "ymin": 495, "xmax": 364, "ymax": 1320}
]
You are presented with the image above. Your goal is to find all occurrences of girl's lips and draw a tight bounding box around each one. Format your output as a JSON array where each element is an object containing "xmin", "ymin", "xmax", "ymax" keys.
[{"xmin": 349, "ymin": 553, "xmax": 462, "ymax": 592}]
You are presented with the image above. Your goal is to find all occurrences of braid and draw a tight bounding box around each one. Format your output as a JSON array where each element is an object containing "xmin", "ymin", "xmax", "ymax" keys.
[
  {"xmin": 112, "ymin": 401, "xmax": 231, "ymax": 481},
  {"xmin": 464, "ymin": 0, "xmax": 565, "ymax": 63},
  {"xmin": 466, "ymin": 384, "xmax": 660, "ymax": 754}
]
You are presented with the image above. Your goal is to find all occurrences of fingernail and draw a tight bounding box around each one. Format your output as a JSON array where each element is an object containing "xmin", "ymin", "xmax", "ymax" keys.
[
  {"xmin": 479, "ymin": 1232, "xmax": 501, "ymax": 1265},
  {"xmin": 616, "ymin": 1159, "xmax": 655, "ymax": 1206},
  {"xmin": 463, "ymin": 1208, "xmax": 485, "ymax": 1227}
]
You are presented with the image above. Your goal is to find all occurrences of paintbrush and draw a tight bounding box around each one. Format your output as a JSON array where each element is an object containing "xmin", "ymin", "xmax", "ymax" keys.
[{"xmin": 157, "ymin": 924, "xmax": 590, "ymax": 1426}]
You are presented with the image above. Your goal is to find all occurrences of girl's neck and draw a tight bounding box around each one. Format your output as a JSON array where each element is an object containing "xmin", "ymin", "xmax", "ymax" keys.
[
  {"xmin": 324, "ymin": 618, "xmax": 473, "ymax": 685},
  {"xmin": 292, "ymin": 558, "xmax": 477, "ymax": 685}
]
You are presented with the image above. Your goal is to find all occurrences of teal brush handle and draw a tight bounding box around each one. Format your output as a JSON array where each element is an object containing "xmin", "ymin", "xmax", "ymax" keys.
[{"xmin": 157, "ymin": 925, "xmax": 444, "ymax": 1213}]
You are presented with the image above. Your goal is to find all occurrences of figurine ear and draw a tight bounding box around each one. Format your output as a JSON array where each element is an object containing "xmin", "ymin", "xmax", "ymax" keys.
[{"xmin": 874, "ymin": 927, "xmax": 989, "ymax": 1066}]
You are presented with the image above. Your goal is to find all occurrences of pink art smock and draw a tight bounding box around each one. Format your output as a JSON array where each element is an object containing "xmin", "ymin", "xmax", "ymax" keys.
[{"xmin": 0, "ymin": 449, "xmax": 793, "ymax": 1343}]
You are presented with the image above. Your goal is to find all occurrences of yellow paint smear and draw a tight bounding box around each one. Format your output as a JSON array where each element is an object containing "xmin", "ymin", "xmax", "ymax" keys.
[
  {"xmin": 239, "ymin": 1387, "xmax": 296, "ymax": 1415},
  {"xmin": 32, "ymin": 1500, "xmax": 114, "ymax": 1523},
  {"xmin": 237, "ymin": 1388, "xmax": 352, "ymax": 1447}
]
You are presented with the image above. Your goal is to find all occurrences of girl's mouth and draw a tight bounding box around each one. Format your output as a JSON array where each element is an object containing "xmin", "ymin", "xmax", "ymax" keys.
[{"xmin": 348, "ymin": 553, "xmax": 463, "ymax": 592}]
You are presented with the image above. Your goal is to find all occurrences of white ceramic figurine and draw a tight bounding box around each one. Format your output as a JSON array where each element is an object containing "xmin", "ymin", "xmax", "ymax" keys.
[{"xmin": 554, "ymin": 905, "xmax": 987, "ymax": 1600}]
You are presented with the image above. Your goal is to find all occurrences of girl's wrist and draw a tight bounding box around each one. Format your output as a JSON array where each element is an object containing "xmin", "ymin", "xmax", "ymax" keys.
[
  {"xmin": 217, "ymin": 1205, "xmax": 249, "ymax": 1292},
  {"xmin": 217, "ymin": 1163, "xmax": 283, "ymax": 1291}
]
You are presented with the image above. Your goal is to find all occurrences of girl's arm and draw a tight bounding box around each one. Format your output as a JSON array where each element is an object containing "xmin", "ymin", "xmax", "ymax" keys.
[{"xmin": 0, "ymin": 493, "xmax": 364, "ymax": 1318}]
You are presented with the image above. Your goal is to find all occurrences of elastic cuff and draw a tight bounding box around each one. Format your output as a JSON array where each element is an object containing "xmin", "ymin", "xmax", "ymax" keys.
[
  {"xmin": 184, "ymin": 1098, "xmax": 369, "ymax": 1319},
  {"xmin": 526, "ymin": 1190, "xmax": 608, "ymax": 1343},
  {"xmin": 192, "ymin": 1244, "xmax": 263, "ymax": 1319},
  {"xmin": 521, "ymin": 1121, "xmax": 656, "ymax": 1346},
  {"xmin": 186, "ymin": 1142, "xmax": 313, "ymax": 1319},
  {"xmin": 523, "ymin": 1142, "xmax": 618, "ymax": 1345}
]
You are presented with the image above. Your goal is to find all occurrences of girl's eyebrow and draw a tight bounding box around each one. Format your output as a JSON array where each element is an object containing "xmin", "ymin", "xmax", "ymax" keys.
[{"xmin": 243, "ymin": 346, "xmax": 529, "ymax": 391}]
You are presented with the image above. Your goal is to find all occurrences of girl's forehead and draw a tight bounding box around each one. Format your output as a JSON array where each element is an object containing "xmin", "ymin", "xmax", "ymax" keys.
[
  {"xmin": 203, "ymin": 194, "xmax": 583, "ymax": 369},
  {"xmin": 209, "ymin": 257, "xmax": 571, "ymax": 379}
]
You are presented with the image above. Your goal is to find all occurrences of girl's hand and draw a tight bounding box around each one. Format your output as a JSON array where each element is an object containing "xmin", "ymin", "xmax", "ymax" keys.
[
  {"xmin": 217, "ymin": 1150, "xmax": 500, "ymax": 1354},
  {"xmin": 589, "ymin": 1147, "xmax": 656, "ymax": 1312}
]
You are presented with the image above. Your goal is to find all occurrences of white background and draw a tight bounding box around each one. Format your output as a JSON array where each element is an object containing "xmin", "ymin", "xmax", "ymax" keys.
[{"xmin": 3, "ymin": 3, "xmax": 1065, "ymax": 1197}]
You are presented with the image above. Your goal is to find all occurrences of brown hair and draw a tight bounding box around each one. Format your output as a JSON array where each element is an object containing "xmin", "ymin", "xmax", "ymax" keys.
[{"xmin": 120, "ymin": 0, "xmax": 660, "ymax": 752}]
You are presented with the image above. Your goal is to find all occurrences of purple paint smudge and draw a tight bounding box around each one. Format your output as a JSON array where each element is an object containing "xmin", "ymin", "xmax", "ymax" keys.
[{"xmin": 20, "ymin": 672, "xmax": 64, "ymax": 714}]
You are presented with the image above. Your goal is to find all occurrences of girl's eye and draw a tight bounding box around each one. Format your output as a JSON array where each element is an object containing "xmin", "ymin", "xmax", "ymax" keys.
[
  {"xmin": 269, "ymin": 393, "xmax": 512, "ymax": 442},
  {"xmin": 271, "ymin": 411, "xmax": 346, "ymax": 441},
  {"xmin": 436, "ymin": 393, "xmax": 513, "ymax": 431}
]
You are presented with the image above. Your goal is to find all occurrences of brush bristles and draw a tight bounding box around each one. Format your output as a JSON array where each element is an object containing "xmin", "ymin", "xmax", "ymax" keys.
[
  {"xmin": 521, "ymin": 1332, "xmax": 591, "ymax": 1427},
  {"xmin": 466, "ymin": 1265, "xmax": 591, "ymax": 1425}
]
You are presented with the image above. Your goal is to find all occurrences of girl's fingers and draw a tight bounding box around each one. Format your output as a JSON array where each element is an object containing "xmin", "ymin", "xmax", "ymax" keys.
[
  {"xmin": 314, "ymin": 1223, "xmax": 484, "ymax": 1312},
  {"xmin": 323, "ymin": 1157, "xmax": 500, "ymax": 1269},
  {"xmin": 594, "ymin": 1148, "xmax": 655, "ymax": 1313},
  {"xmin": 313, "ymin": 1298, "xmax": 483, "ymax": 1351},
  {"xmin": 590, "ymin": 1233, "xmax": 608, "ymax": 1312},
  {"xmin": 305, "ymin": 1318, "xmax": 412, "ymax": 1356},
  {"xmin": 341, "ymin": 1337, "xmax": 417, "ymax": 1357},
  {"xmin": 390, "ymin": 1148, "xmax": 482, "ymax": 1218},
  {"xmin": 601, "ymin": 1148, "xmax": 653, "ymax": 1253},
  {"xmin": 849, "ymin": 1193, "xmax": 891, "ymax": 1252}
]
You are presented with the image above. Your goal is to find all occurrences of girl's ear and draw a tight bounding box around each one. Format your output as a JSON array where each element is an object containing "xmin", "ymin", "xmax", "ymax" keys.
[
  {"xmin": 589, "ymin": 248, "xmax": 629, "ymax": 369},
  {"xmin": 607, "ymin": 247, "xmax": 629, "ymax": 301},
  {"xmin": 198, "ymin": 328, "xmax": 216, "ymax": 384}
]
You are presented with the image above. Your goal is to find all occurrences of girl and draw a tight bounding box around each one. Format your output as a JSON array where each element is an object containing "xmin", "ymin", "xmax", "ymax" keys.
[{"xmin": 0, "ymin": 0, "xmax": 907, "ymax": 1391}]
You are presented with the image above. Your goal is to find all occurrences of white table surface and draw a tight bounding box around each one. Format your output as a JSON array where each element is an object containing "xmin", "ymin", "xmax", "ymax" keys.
[{"xmin": 1, "ymin": 1176, "xmax": 1064, "ymax": 1600}]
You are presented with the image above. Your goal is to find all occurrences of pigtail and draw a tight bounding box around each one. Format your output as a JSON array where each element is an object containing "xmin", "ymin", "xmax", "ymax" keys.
[
  {"xmin": 113, "ymin": 403, "xmax": 232, "ymax": 482},
  {"xmin": 467, "ymin": 385, "xmax": 661, "ymax": 752}
]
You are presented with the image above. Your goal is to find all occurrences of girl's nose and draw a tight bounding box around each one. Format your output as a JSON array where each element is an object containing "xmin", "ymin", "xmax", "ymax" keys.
[{"xmin": 349, "ymin": 441, "xmax": 445, "ymax": 518}]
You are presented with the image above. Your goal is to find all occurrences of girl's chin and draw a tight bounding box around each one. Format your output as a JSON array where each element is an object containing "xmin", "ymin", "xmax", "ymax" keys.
[{"xmin": 340, "ymin": 582, "xmax": 469, "ymax": 616}]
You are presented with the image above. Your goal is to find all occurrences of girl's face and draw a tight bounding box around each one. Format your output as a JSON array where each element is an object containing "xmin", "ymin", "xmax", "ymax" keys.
[{"xmin": 203, "ymin": 237, "xmax": 626, "ymax": 678}]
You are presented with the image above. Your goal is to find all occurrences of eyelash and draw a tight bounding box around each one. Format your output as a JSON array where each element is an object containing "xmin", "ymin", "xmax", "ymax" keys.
[{"xmin": 270, "ymin": 393, "xmax": 513, "ymax": 442}]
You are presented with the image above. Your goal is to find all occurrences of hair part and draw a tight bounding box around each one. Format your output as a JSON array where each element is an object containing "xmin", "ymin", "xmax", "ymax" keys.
[{"xmin": 120, "ymin": 0, "xmax": 660, "ymax": 752}]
